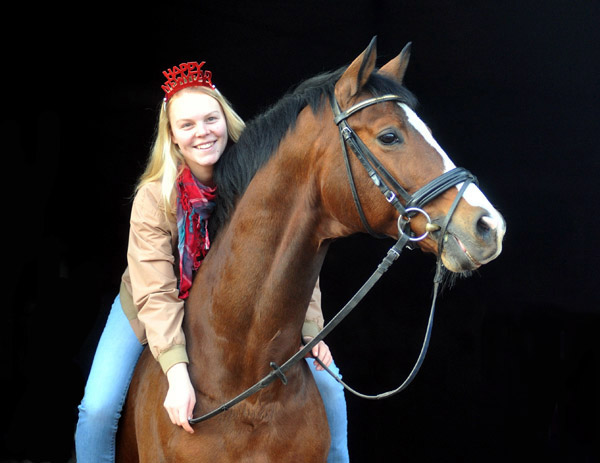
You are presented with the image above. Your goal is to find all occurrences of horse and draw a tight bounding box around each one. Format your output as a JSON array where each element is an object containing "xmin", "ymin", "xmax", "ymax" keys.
[{"xmin": 116, "ymin": 38, "xmax": 506, "ymax": 462}]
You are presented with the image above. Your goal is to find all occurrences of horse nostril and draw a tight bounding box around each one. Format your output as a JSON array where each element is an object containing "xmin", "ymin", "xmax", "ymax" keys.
[{"xmin": 476, "ymin": 215, "xmax": 495, "ymax": 238}]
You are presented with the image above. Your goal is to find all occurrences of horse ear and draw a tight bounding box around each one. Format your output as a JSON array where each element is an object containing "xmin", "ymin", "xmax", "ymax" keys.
[
  {"xmin": 378, "ymin": 42, "xmax": 412, "ymax": 84},
  {"xmin": 334, "ymin": 36, "xmax": 378, "ymax": 106}
]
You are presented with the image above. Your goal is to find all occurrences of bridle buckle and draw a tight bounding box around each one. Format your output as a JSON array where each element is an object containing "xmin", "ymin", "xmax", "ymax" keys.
[{"xmin": 384, "ymin": 191, "xmax": 396, "ymax": 203}]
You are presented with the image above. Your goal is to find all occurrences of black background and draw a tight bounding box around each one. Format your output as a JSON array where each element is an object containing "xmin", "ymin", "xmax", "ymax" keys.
[{"xmin": 3, "ymin": 1, "xmax": 599, "ymax": 461}]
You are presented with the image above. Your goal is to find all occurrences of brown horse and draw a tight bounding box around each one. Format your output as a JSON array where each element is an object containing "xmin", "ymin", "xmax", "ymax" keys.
[{"xmin": 117, "ymin": 39, "xmax": 505, "ymax": 462}]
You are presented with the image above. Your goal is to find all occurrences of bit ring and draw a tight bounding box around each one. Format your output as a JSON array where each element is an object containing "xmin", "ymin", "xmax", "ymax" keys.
[{"xmin": 398, "ymin": 207, "xmax": 432, "ymax": 242}]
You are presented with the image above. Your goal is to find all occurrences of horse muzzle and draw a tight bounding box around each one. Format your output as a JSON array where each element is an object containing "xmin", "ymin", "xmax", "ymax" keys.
[{"xmin": 435, "ymin": 208, "xmax": 506, "ymax": 273}]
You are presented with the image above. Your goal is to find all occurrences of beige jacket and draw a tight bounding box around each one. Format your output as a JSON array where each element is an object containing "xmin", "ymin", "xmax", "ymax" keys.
[{"xmin": 120, "ymin": 181, "xmax": 324, "ymax": 373}]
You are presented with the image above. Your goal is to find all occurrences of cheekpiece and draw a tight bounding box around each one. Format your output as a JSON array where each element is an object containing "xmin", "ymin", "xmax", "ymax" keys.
[{"xmin": 161, "ymin": 61, "xmax": 215, "ymax": 101}]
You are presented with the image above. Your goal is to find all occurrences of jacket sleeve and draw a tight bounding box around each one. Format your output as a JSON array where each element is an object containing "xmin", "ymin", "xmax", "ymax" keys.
[
  {"xmin": 302, "ymin": 278, "xmax": 325, "ymax": 338},
  {"xmin": 127, "ymin": 185, "xmax": 188, "ymax": 373}
]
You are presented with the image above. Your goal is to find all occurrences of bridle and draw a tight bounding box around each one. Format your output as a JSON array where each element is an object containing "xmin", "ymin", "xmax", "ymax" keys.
[
  {"xmin": 332, "ymin": 94, "xmax": 476, "ymax": 248},
  {"xmin": 308, "ymin": 94, "xmax": 476, "ymax": 399},
  {"xmin": 189, "ymin": 93, "xmax": 477, "ymax": 425}
]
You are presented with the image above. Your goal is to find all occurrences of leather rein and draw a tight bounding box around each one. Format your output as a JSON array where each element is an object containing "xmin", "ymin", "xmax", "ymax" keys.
[{"xmin": 189, "ymin": 94, "xmax": 476, "ymax": 425}]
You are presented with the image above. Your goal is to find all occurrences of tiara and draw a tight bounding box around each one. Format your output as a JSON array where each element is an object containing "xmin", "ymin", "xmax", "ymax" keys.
[{"xmin": 161, "ymin": 61, "xmax": 215, "ymax": 101}]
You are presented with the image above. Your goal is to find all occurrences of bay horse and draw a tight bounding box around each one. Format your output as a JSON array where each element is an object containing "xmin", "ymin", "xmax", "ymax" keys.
[{"xmin": 117, "ymin": 38, "xmax": 505, "ymax": 462}]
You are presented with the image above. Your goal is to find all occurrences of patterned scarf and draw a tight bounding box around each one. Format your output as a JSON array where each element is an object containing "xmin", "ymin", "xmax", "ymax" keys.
[{"xmin": 176, "ymin": 166, "xmax": 217, "ymax": 299}]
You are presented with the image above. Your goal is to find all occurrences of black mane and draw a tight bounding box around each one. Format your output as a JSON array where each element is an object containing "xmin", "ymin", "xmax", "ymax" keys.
[{"xmin": 209, "ymin": 66, "xmax": 417, "ymax": 238}]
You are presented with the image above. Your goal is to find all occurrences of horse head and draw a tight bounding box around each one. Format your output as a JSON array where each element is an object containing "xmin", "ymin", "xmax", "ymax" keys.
[{"xmin": 322, "ymin": 37, "xmax": 505, "ymax": 273}]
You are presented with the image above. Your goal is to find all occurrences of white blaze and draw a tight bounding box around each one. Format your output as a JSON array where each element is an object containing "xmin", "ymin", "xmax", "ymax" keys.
[{"xmin": 399, "ymin": 103, "xmax": 504, "ymax": 230}]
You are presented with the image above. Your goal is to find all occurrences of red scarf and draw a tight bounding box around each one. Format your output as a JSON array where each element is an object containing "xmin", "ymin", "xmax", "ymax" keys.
[{"xmin": 176, "ymin": 166, "xmax": 217, "ymax": 299}]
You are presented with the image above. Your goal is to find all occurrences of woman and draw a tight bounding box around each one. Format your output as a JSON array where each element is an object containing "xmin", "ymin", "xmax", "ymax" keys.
[{"xmin": 75, "ymin": 61, "xmax": 349, "ymax": 462}]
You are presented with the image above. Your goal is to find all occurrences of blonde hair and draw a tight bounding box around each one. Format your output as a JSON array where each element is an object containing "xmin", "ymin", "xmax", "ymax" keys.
[{"xmin": 136, "ymin": 86, "xmax": 245, "ymax": 217}]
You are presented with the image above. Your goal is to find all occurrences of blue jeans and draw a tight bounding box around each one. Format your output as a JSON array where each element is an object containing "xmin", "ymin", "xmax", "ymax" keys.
[
  {"xmin": 75, "ymin": 295, "xmax": 349, "ymax": 463},
  {"xmin": 75, "ymin": 295, "xmax": 144, "ymax": 463},
  {"xmin": 309, "ymin": 357, "xmax": 350, "ymax": 463}
]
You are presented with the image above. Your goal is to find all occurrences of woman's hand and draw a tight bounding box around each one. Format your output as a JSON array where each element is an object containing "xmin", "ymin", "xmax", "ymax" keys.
[
  {"xmin": 302, "ymin": 336, "xmax": 333, "ymax": 371},
  {"xmin": 164, "ymin": 362, "xmax": 196, "ymax": 434}
]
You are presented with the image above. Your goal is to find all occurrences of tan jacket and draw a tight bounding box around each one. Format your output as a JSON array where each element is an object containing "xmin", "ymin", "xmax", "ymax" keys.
[{"xmin": 120, "ymin": 181, "xmax": 324, "ymax": 373}]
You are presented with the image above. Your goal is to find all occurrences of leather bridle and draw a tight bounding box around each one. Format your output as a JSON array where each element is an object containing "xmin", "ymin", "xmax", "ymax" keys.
[
  {"xmin": 332, "ymin": 94, "xmax": 476, "ymax": 251},
  {"xmin": 189, "ymin": 93, "xmax": 477, "ymax": 425}
]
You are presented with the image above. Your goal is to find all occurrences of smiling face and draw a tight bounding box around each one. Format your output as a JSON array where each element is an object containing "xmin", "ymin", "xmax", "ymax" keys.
[{"xmin": 169, "ymin": 90, "xmax": 229, "ymax": 183}]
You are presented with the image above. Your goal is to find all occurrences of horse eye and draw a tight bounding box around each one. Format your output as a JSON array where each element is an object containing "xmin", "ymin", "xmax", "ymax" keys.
[{"xmin": 378, "ymin": 131, "xmax": 402, "ymax": 145}]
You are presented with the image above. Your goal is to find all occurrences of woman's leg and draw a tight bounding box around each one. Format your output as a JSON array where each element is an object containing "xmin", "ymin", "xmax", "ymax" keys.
[
  {"xmin": 308, "ymin": 359, "xmax": 350, "ymax": 463},
  {"xmin": 75, "ymin": 295, "xmax": 144, "ymax": 463}
]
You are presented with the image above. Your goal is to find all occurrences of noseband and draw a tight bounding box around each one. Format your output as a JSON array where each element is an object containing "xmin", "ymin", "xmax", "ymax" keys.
[{"xmin": 189, "ymin": 93, "xmax": 477, "ymax": 425}]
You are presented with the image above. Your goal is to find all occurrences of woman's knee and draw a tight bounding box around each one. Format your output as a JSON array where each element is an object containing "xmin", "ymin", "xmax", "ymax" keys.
[{"xmin": 77, "ymin": 392, "xmax": 122, "ymax": 427}]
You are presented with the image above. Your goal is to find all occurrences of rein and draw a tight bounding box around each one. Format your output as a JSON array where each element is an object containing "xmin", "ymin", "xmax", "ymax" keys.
[{"xmin": 188, "ymin": 94, "xmax": 475, "ymax": 425}]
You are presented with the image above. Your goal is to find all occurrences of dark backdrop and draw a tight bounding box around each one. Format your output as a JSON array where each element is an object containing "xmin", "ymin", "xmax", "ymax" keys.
[{"xmin": 3, "ymin": 1, "xmax": 598, "ymax": 461}]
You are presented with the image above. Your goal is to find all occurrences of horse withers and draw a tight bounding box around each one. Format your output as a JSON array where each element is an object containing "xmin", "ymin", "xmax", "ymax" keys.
[{"xmin": 117, "ymin": 38, "xmax": 505, "ymax": 462}]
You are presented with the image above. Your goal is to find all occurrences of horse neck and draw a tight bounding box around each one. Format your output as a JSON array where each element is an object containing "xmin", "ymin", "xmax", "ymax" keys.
[{"xmin": 186, "ymin": 115, "xmax": 331, "ymax": 387}]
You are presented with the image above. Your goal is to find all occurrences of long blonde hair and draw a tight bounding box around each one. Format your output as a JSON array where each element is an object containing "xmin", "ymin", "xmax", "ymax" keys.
[{"xmin": 136, "ymin": 86, "xmax": 245, "ymax": 217}]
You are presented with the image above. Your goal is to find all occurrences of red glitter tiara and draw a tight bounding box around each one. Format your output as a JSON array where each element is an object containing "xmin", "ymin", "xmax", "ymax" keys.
[{"xmin": 161, "ymin": 61, "xmax": 215, "ymax": 101}]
